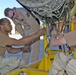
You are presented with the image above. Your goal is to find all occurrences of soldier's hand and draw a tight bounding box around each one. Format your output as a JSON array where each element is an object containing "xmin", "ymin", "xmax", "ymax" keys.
[
  {"xmin": 22, "ymin": 46, "xmax": 31, "ymax": 53},
  {"xmin": 37, "ymin": 28, "xmax": 46, "ymax": 36}
]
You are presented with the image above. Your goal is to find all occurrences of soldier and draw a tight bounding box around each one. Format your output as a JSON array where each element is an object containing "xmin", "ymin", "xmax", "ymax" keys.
[
  {"xmin": 4, "ymin": 7, "xmax": 40, "ymax": 64},
  {"xmin": 0, "ymin": 18, "xmax": 46, "ymax": 74},
  {"xmin": 49, "ymin": 28, "xmax": 76, "ymax": 75}
]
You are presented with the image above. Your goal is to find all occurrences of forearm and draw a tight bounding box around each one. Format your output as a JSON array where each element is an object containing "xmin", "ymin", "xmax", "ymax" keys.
[
  {"xmin": 7, "ymin": 28, "xmax": 46, "ymax": 46},
  {"xmin": 18, "ymin": 32, "xmax": 41, "ymax": 45},
  {"xmin": 7, "ymin": 32, "xmax": 40, "ymax": 46}
]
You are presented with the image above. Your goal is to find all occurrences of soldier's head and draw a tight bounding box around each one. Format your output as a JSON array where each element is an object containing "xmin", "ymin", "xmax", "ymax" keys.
[
  {"xmin": 4, "ymin": 8, "xmax": 16, "ymax": 19},
  {"xmin": 0, "ymin": 18, "xmax": 12, "ymax": 33}
]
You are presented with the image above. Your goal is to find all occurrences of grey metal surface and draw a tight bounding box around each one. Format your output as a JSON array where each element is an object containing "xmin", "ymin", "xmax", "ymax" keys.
[{"xmin": 17, "ymin": 0, "xmax": 74, "ymax": 18}]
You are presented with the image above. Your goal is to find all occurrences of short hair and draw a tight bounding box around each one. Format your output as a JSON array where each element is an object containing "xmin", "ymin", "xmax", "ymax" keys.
[
  {"xmin": 0, "ymin": 18, "xmax": 9, "ymax": 25},
  {"xmin": 4, "ymin": 8, "xmax": 12, "ymax": 16}
]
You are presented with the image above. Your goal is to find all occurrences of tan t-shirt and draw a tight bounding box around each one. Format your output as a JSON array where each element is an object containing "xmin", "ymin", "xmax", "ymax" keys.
[
  {"xmin": 64, "ymin": 31, "xmax": 76, "ymax": 46},
  {"xmin": 0, "ymin": 32, "xmax": 11, "ymax": 56}
]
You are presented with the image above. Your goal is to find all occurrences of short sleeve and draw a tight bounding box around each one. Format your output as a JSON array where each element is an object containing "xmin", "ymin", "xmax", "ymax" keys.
[{"xmin": 0, "ymin": 34, "xmax": 11, "ymax": 47}]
